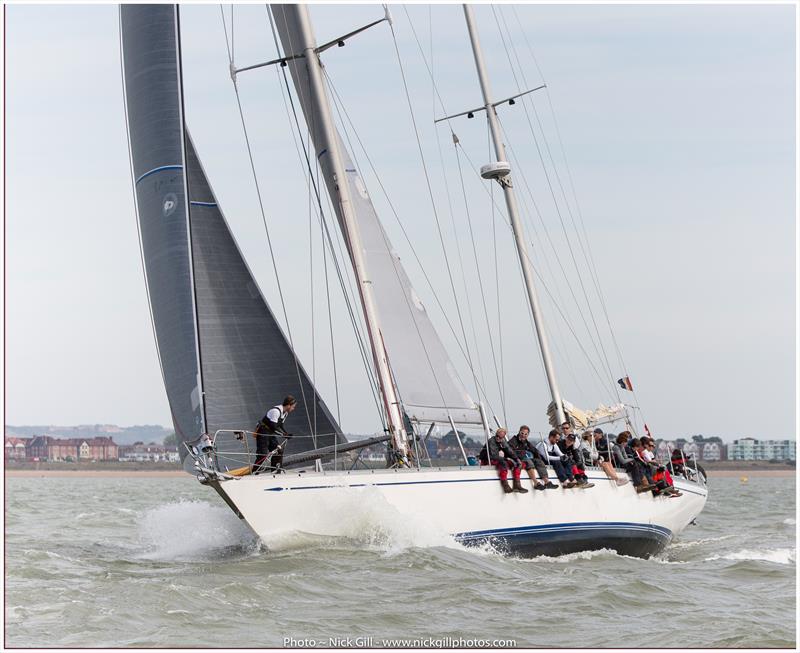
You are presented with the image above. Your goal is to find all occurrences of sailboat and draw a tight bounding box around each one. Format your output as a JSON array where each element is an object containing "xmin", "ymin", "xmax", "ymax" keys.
[{"xmin": 120, "ymin": 3, "xmax": 707, "ymax": 558}]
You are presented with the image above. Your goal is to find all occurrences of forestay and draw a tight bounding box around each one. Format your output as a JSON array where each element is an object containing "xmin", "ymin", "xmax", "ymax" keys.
[
  {"xmin": 121, "ymin": 4, "xmax": 343, "ymax": 471},
  {"xmin": 271, "ymin": 4, "xmax": 481, "ymax": 426}
]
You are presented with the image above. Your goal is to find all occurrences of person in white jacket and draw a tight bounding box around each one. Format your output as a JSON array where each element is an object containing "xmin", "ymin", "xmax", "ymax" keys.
[{"xmin": 535, "ymin": 430, "xmax": 576, "ymax": 488}]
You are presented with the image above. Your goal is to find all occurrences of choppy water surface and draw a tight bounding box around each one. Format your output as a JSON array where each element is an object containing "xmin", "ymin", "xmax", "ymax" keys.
[{"xmin": 5, "ymin": 474, "xmax": 796, "ymax": 647}]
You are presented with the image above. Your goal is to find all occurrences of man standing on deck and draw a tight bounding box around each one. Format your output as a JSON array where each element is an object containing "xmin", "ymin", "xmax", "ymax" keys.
[{"xmin": 252, "ymin": 395, "xmax": 297, "ymax": 472}]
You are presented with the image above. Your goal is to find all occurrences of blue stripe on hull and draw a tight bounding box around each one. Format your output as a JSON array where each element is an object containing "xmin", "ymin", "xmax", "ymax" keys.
[
  {"xmin": 261, "ymin": 475, "xmax": 707, "ymax": 497},
  {"xmin": 456, "ymin": 522, "xmax": 672, "ymax": 559}
]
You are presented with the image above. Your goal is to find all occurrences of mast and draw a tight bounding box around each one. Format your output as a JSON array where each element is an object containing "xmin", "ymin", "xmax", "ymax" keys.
[
  {"xmin": 462, "ymin": 4, "xmax": 566, "ymax": 425},
  {"xmin": 279, "ymin": 6, "xmax": 408, "ymax": 456}
]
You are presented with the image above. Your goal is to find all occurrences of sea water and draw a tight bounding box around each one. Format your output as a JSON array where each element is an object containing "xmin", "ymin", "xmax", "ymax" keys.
[{"xmin": 4, "ymin": 474, "xmax": 796, "ymax": 648}]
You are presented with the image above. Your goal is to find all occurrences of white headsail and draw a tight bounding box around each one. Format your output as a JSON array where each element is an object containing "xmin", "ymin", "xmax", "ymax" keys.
[{"xmin": 271, "ymin": 4, "xmax": 481, "ymax": 426}]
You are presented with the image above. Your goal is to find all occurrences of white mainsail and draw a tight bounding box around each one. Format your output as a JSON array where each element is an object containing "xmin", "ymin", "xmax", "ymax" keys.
[{"xmin": 271, "ymin": 4, "xmax": 481, "ymax": 426}]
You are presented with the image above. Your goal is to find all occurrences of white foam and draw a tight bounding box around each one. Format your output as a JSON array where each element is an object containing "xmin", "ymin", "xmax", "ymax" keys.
[
  {"xmin": 524, "ymin": 548, "xmax": 618, "ymax": 563},
  {"xmin": 137, "ymin": 500, "xmax": 259, "ymax": 561},
  {"xmin": 258, "ymin": 485, "xmax": 460, "ymax": 556},
  {"xmin": 706, "ymin": 548, "xmax": 796, "ymax": 565},
  {"xmin": 668, "ymin": 535, "xmax": 734, "ymax": 550},
  {"xmin": 782, "ymin": 518, "xmax": 796, "ymax": 525}
]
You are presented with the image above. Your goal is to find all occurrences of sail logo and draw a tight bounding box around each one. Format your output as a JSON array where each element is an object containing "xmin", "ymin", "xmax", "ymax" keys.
[{"xmin": 162, "ymin": 193, "xmax": 178, "ymax": 217}]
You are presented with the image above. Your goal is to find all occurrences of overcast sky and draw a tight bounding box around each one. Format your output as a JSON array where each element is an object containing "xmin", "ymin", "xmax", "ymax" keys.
[{"xmin": 5, "ymin": 2, "xmax": 796, "ymax": 440}]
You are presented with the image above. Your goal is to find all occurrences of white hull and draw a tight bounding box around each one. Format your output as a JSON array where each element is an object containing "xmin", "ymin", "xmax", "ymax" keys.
[{"xmin": 211, "ymin": 465, "xmax": 707, "ymax": 558}]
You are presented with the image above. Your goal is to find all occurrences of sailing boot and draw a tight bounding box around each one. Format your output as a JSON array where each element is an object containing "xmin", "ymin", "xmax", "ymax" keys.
[
  {"xmin": 500, "ymin": 479, "xmax": 513, "ymax": 494},
  {"xmin": 512, "ymin": 478, "xmax": 529, "ymax": 493},
  {"xmin": 527, "ymin": 470, "xmax": 544, "ymax": 490}
]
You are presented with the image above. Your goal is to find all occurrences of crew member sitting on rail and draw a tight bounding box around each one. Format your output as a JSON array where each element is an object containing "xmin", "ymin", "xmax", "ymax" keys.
[
  {"xmin": 631, "ymin": 437, "xmax": 665, "ymax": 495},
  {"xmin": 479, "ymin": 428, "xmax": 528, "ymax": 494},
  {"xmin": 670, "ymin": 448, "xmax": 691, "ymax": 478},
  {"xmin": 558, "ymin": 421, "xmax": 580, "ymax": 462},
  {"xmin": 613, "ymin": 431, "xmax": 653, "ymax": 493},
  {"xmin": 564, "ymin": 434, "xmax": 594, "ymax": 488},
  {"xmin": 592, "ymin": 428, "xmax": 628, "ymax": 486},
  {"xmin": 252, "ymin": 395, "xmax": 297, "ymax": 473},
  {"xmin": 536, "ymin": 429, "xmax": 576, "ymax": 489},
  {"xmin": 508, "ymin": 425, "xmax": 557, "ymax": 491},
  {"xmin": 640, "ymin": 437, "xmax": 682, "ymax": 497}
]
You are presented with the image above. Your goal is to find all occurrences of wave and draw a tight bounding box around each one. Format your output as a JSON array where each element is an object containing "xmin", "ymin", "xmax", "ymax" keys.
[
  {"xmin": 258, "ymin": 485, "xmax": 460, "ymax": 556},
  {"xmin": 668, "ymin": 535, "xmax": 734, "ymax": 550},
  {"xmin": 137, "ymin": 500, "xmax": 260, "ymax": 561},
  {"xmin": 705, "ymin": 548, "xmax": 796, "ymax": 565},
  {"xmin": 782, "ymin": 518, "xmax": 796, "ymax": 525},
  {"xmin": 520, "ymin": 548, "xmax": 619, "ymax": 563}
]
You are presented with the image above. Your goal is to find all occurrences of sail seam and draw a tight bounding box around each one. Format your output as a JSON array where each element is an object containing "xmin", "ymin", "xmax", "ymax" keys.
[{"xmin": 135, "ymin": 164, "xmax": 183, "ymax": 185}]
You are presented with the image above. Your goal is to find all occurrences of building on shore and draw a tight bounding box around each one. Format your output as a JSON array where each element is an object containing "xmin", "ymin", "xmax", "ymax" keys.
[
  {"xmin": 4, "ymin": 437, "xmax": 30, "ymax": 460},
  {"xmin": 654, "ymin": 436, "xmax": 726, "ymax": 462},
  {"xmin": 24, "ymin": 436, "xmax": 119, "ymax": 461},
  {"xmin": 118, "ymin": 442, "xmax": 180, "ymax": 463},
  {"xmin": 727, "ymin": 438, "xmax": 796, "ymax": 462}
]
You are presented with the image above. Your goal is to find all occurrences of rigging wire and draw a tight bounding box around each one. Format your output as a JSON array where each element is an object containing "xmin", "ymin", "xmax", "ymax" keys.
[
  {"xmin": 383, "ymin": 14, "xmax": 487, "ymax": 418},
  {"xmin": 264, "ymin": 6, "xmax": 387, "ymax": 430},
  {"xmin": 454, "ymin": 140, "xmax": 612, "ymax": 394},
  {"xmin": 495, "ymin": 7, "xmax": 631, "ymax": 410},
  {"xmin": 324, "ymin": 71, "xmax": 455, "ymax": 428},
  {"xmin": 219, "ymin": 5, "xmax": 317, "ymax": 443},
  {"xmin": 308, "ymin": 133, "xmax": 318, "ymax": 435},
  {"xmin": 325, "ymin": 77, "xmax": 460, "ymax": 417},
  {"xmin": 489, "ymin": 157, "xmax": 508, "ymax": 426},
  {"xmin": 490, "ymin": 8, "xmax": 620, "ymax": 406},
  {"xmin": 499, "ymin": 132, "xmax": 611, "ymax": 399},
  {"xmin": 403, "ymin": 6, "xmax": 611, "ymax": 415},
  {"xmin": 320, "ymin": 68, "xmax": 503, "ymax": 422},
  {"xmin": 507, "ymin": 4, "xmax": 643, "ymax": 427},
  {"xmin": 452, "ymin": 142, "xmax": 508, "ymax": 424},
  {"xmin": 408, "ymin": 6, "xmax": 487, "ymax": 409},
  {"xmin": 426, "ymin": 9, "xmax": 484, "ymax": 429},
  {"xmin": 503, "ymin": 166, "xmax": 592, "ymax": 401}
]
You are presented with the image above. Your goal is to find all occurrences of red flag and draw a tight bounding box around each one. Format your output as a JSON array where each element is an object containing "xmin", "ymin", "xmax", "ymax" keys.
[{"xmin": 617, "ymin": 376, "xmax": 634, "ymax": 391}]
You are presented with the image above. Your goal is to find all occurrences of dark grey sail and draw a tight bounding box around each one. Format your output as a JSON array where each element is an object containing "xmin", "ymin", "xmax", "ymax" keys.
[
  {"xmin": 120, "ymin": 4, "xmax": 343, "ymax": 471},
  {"xmin": 121, "ymin": 4, "xmax": 204, "ymax": 451},
  {"xmin": 185, "ymin": 135, "xmax": 343, "ymax": 465}
]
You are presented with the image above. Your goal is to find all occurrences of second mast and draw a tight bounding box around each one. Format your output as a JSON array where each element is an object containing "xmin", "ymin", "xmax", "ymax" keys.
[{"xmin": 462, "ymin": 4, "xmax": 566, "ymax": 425}]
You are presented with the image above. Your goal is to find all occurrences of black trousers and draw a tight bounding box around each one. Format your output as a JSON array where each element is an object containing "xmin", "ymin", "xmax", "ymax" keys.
[
  {"xmin": 625, "ymin": 461, "xmax": 644, "ymax": 485},
  {"xmin": 253, "ymin": 434, "xmax": 280, "ymax": 471}
]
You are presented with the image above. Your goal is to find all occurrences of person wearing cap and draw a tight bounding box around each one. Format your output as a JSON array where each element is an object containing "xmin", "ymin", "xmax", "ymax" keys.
[
  {"xmin": 508, "ymin": 425, "xmax": 557, "ymax": 491},
  {"xmin": 564, "ymin": 433, "xmax": 595, "ymax": 488},
  {"xmin": 593, "ymin": 428, "xmax": 628, "ymax": 486},
  {"xmin": 479, "ymin": 428, "xmax": 528, "ymax": 494},
  {"xmin": 536, "ymin": 429, "xmax": 577, "ymax": 489}
]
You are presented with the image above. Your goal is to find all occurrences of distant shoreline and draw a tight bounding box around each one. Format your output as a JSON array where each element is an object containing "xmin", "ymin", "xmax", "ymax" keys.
[
  {"xmin": 5, "ymin": 470, "xmax": 187, "ymax": 478},
  {"xmin": 4, "ymin": 468, "xmax": 795, "ymax": 479}
]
